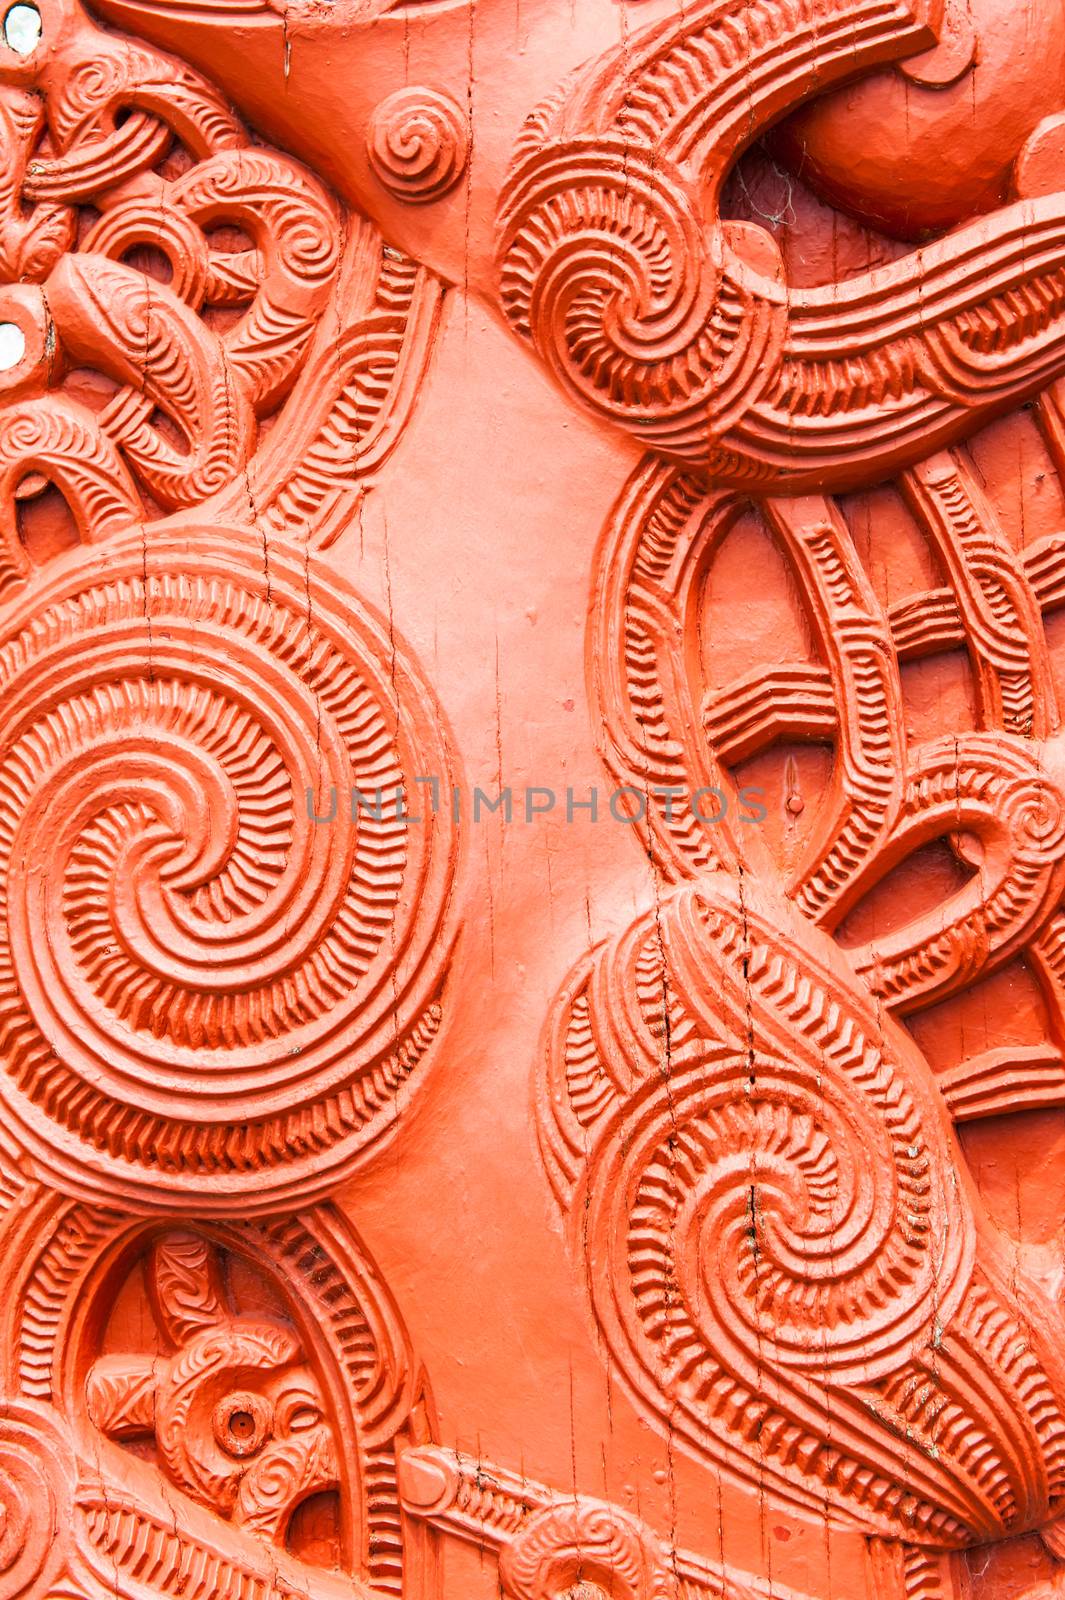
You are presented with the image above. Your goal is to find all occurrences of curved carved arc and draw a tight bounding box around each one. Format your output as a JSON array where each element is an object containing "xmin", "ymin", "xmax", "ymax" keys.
[
  {"xmin": 0, "ymin": 529, "xmax": 459, "ymax": 1211},
  {"xmin": 722, "ymin": 195, "xmax": 1065, "ymax": 490},
  {"xmin": 0, "ymin": 1398, "xmax": 77, "ymax": 1600},
  {"xmin": 498, "ymin": 1500, "xmax": 680, "ymax": 1600},
  {"xmin": 900, "ymin": 451, "xmax": 1057, "ymax": 738},
  {"xmin": 43, "ymin": 252, "xmax": 257, "ymax": 511},
  {"xmin": 543, "ymin": 875, "xmax": 1065, "ymax": 1543},
  {"xmin": 498, "ymin": 0, "xmax": 1065, "ymax": 490},
  {"xmin": 209, "ymin": 218, "xmax": 445, "ymax": 546},
  {"xmin": 843, "ymin": 733, "xmax": 1065, "ymax": 1013},
  {"xmin": 590, "ymin": 460, "xmax": 911, "ymax": 919},
  {"xmin": 588, "ymin": 457, "xmax": 773, "ymax": 883},
  {"xmin": 0, "ymin": 89, "xmax": 75, "ymax": 282},
  {"xmin": 158, "ymin": 148, "xmax": 342, "ymax": 411},
  {"xmin": 870, "ymin": 1262, "xmax": 1065, "ymax": 1551},
  {"xmin": 761, "ymin": 496, "xmax": 906, "ymax": 925},
  {"xmin": 79, "ymin": 147, "xmax": 343, "ymax": 415},
  {"xmin": 0, "ymin": 1192, "xmax": 435, "ymax": 1594},
  {"xmin": 549, "ymin": 0, "xmax": 941, "ymax": 161},
  {"xmin": 19, "ymin": 3, "xmax": 243, "ymax": 206},
  {"xmin": 539, "ymin": 904, "xmax": 695, "ymax": 1209},
  {"xmin": 0, "ymin": 397, "xmax": 143, "ymax": 597}
]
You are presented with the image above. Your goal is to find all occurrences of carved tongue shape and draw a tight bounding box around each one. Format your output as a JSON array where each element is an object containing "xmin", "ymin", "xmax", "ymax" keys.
[{"xmin": 774, "ymin": 0, "xmax": 1065, "ymax": 238}]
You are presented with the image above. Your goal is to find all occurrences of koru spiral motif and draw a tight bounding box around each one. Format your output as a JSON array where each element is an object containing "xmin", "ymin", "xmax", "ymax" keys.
[
  {"xmin": 0, "ymin": 0, "xmax": 455, "ymax": 1593},
  {"xmin": 498, "ymin": 0, "xmax": 1065, "ymax": 491},
  {"xmin": 0, "ymin": 529, "xmax": 455, "ymax": 1210},
  {"xmin": 0, "ymin": 0, "xmax": 458, "ymax": 1209},
  {"xmin": 507, "ymin": 0, "xmax": 1065, "ymax": 1594}
]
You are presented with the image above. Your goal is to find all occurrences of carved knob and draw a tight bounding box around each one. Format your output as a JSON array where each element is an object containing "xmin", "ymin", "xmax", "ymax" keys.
[{"xmin": 368, "ymin": 87, "xmax": 469, "ymax": 204}]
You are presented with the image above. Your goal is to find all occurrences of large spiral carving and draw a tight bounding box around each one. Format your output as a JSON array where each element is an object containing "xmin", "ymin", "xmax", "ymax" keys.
[
  {"xmin": 498, "ymin": 141, "xmax": 784, "ymax": 461},
  {"xmin": 497, "ymin": 0, "xmax": 1065, "ymax": 489},
  {"xmin": 0, "ymin": 529, "xmax": 457, "ymax": 1210},
  {"xmin": 542, "ymin": 876, "xmax": 1004, "ymax": 1541}
]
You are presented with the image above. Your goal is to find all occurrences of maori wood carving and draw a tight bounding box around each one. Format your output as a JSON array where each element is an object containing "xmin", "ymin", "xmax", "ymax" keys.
[
  {"xmin": 0, "ymin": 0, "xmax": 453, "ymax": 1593},
  {"xmin": 1, "ymin": 0, "xmax": 1065, "ymax": 1598}
]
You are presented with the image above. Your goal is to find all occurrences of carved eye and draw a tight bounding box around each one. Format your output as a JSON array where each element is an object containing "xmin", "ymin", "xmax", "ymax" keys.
[
  {"xmin": 274, "ymin": 1395, "xmax": 322, "ymax": 1435},
  {"xmin": 212, "ymin": 1391, "xmax": 273, "ymax": 1460},
  {"xmin": 0, "ymin": 326, "xmax": 24, "ymax": 374},
  {"xmin": 2, "ymin": 3, "xmax": 41, "ymax": 54}
]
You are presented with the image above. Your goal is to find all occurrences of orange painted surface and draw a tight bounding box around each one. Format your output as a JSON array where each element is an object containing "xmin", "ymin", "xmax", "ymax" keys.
[{"xmin": 0, "ymin": 2, "xmax": 1064, "ymax": 1598}]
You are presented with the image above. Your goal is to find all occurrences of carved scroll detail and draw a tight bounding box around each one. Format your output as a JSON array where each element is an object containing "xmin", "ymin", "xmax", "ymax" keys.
[
  {"xmin": 527, "ymin": 2, "xmax": 1065, "ymax": 1591},
  {"xmin": 0, "ymin": 0, "xmax": 455, "ymax": 1593},
  {"xmin": 0, "ymin": 530, "xmax": 455, "ymax": 1209},
  {"xmin": 498, "ymin": 0, "xmax": 1065, "ymax": 490}
]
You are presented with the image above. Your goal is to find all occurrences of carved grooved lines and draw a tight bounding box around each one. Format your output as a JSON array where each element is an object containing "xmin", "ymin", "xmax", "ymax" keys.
[
  {"xmin": 0, "ymin": 2, "xmax": 459, "ymax": 1594},
  {"xmin": 502, "ymin": 0, "xmax": 1065, "ymax": 1592},
  {"xmin": 0, "ymin": 1190, "xmax": 433, "ymax": 1596},
  {"xmin": 543, "ymin": 877, "xmax": 1065, "ymax": 1542},
  {"xmin": 498, "ymin": 0, "xmax": 1065, "ymax": 486},
  {"xmin": 397, "ymin": 1444, "xmax": 787, "ymax": 1600},
  {"xmin": 763, "ymin": 497, "xmax": 905, "ymax": 922},
  {"xmin": 0, "ymin": 531, "xmax": 456, "ymax": 1209},
  {"xmin": 902, "ymin": 451, "xmax": 1055, "ymax": 735}
]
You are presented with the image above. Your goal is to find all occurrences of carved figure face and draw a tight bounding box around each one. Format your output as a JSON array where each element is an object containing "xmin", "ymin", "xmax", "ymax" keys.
[{"xmin": 86, "ymin": 1234, "xmax": 340, "ymax": 1549}]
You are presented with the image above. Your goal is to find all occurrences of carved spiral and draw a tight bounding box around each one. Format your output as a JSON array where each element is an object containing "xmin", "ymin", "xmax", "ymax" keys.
[
  {"xmin": 0, "ymin": 529, "xmax": 456, "ymax": 1210},
  {"xmin": 82, "ymin": 149, "xmax": 342, "ymax": 410},
  {"xmin": 234, "ymin": 1424, "xmax": 339, "ymax": 1539},
  {"xmin": 0, "ymin": 1403, "xmax": 72, "ymax": 1600},
  {"xmin": 499, "ymin": 1502, "xmax": 678, "ymax": 1600},
  {"xmin": 545, "ymin": 879, "xmax": 979, "ymax": 1540},
  {"xmin": 367, "ymin": 87, "xmax": 469, "ymax": 204},
  {"xmin": 497, "ymin": 140, "xmax": 784, "ymax": 461}
]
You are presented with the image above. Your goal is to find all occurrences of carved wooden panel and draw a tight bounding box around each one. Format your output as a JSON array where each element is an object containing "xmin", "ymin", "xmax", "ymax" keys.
[{"xmin": 1, "ymin": 1, "xmax": 1065, "ymax": 1598}]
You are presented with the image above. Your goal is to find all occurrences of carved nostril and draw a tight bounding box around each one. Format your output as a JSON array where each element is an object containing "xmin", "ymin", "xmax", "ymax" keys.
[
  {"xmin": 0, "ymin": 325, "xmax": 25, "ymax": 372},
  {"xmin": 2, "ymin": 3, "xmax": 41, "ymax": 55}
]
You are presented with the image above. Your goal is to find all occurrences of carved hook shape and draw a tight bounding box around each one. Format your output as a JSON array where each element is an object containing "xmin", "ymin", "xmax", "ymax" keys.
[
  {"xmin": 41, "ymin": 251, "xmax": 256, "ymax": 509},
  {"xmin": 498, "ymin": 0, "xmax": 1065, "ymax": 493},
  {"xmin": 0, "ymin": 0, "xmax": 242, "ymax": 213}
]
